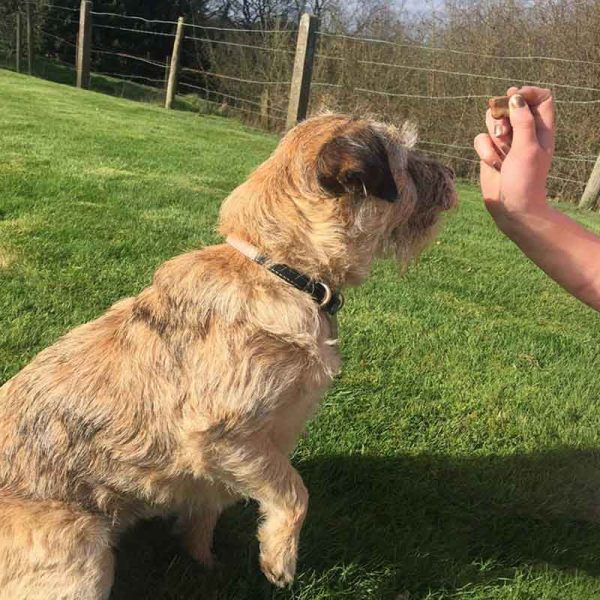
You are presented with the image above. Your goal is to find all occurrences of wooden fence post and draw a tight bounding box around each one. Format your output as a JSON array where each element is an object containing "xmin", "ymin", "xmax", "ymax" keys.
[
  {"xmin": 260, "ymin": 88, "xmax": 270, "ymax": 128},
  {"xmin": 165, "ymin": 17, "xmax": 184, "ymax": 109},
  {"xmin": 286, "ymin": 13, "xmax": 318, "ymax": 130},
  {"xmin": 579, "ymin": 153, "xmax": 600, "ymax": 210},
  {"xmin": 25, "ymin": 0, "xmax": 32, "ymax": 75},
  {"xmin": 15, "ymin": 12, "xmax": 21, "ymax": 73},
  {"xmin": 163, "ymin": 54, "xmax": 170, "ymax": 103},
  {"xmin": 76, "ymin": 0, "xmax": 92, "ymax": 89}
]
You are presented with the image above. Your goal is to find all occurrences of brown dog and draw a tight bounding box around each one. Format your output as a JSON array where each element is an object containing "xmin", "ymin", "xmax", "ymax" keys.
[{"xmin": 0, "ymin": 114, "xmax": 456, "ymax": 598}]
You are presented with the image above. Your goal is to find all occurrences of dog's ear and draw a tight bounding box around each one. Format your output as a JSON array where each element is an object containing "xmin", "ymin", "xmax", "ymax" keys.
[
  {"xmin": 316, "ymin": 125, "xmax": 398, "ymax": 201},
  {"xmin": 406, "ymin": 151, "xmax": 456, "ymax": 211}
]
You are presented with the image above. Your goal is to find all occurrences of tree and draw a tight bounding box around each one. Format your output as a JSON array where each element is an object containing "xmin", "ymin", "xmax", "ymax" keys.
[
  {"xmin": 1, "ymin": 1, "xmax": 27, "ymax": 66},
  {"xmin": 40, "ymin": 0, "xmax": 211, "ymax": 81}
]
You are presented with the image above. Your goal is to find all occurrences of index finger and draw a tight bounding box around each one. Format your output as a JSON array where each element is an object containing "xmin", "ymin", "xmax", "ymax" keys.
[{"xmin": 506, "ymin": 86, "xmax": 554, "ymax": 154}]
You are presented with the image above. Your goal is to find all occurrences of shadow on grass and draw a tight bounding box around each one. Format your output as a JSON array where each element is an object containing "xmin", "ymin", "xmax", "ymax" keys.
[{"xmin": 110, "ymin": 448, "xmax": 600, "ymax": 599}]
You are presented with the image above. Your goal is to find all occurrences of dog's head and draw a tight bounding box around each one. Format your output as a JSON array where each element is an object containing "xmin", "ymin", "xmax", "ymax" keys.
[{"xmin": 219, "ymin": 114, "xmax": 456, "ymax": 287}]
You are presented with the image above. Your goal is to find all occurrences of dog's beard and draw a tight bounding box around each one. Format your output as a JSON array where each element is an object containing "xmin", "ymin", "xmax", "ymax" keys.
[
  {"xmin": 344, "ymin": 196, "xmax": 433, "ymax": 281},
  {"xmin": 391, "ymin": 223, "xmax": 439, "ymax": 269},
  {"xmin": 350, "ymin": 196, "xmax": 384, "ymax": 236},
  {"xmin": 386, "ymin": 206, "xmax": 444, "ymax": 269}
]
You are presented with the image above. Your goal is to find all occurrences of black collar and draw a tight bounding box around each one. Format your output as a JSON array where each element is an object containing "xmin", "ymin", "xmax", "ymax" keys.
[{"xmin": 227, "ymin": 237, "xmax": 345, "ymax": 316}]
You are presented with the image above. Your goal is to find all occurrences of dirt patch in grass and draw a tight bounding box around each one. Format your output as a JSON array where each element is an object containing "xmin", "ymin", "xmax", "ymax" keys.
[
  {"xmin": 0, "ymin": 157, "xmax": 26, "ymax": 175},
  {"xmin": 0, "ymin": 245, "xmax": 17, "ymax": 269},
  {"xmin": 0, "ymin": 214, "xmax": 45, "ymax": 234},
  {"xmin": 88, "ymin": 166, "xmax": 136, "ymax": 178}
]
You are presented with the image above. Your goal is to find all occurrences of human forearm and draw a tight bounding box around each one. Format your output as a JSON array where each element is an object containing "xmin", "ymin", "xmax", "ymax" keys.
[
  {"xmin": 495, "ymin": 205, "xmax": 600, "ymax": 310},
  {"xmin": 474, "ymin": 86, "xmax": 600, "ymax": 312}
]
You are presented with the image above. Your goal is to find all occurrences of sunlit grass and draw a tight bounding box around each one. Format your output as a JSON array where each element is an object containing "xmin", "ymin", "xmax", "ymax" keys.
[{"xmin": 2, "ymin": 69, "xmax": 600, "ymax": 599}]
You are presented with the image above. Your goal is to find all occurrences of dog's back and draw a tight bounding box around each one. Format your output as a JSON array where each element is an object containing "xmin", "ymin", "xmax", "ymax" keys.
[
  {"xmin": 0, "ymin": 292, "xmax": 178, "ymax": 510},
  {"xmin": 0, "ymin": 242, "xmax": 337, "ymax": 597}
]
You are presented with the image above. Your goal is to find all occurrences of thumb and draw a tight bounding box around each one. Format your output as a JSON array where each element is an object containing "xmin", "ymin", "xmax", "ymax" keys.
[{"xmin": 508, "ymin": 94, "xmax": 538, "ymax": 150}]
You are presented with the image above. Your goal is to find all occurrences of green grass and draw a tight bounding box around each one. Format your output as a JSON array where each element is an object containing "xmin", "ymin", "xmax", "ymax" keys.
[
  {"xmin": 1, "ymin": 56, "xmax": 213, "ymax": 113},
  {"xmin": 2, "ymin": 68, "xmax": 600, "ymax": 600}
]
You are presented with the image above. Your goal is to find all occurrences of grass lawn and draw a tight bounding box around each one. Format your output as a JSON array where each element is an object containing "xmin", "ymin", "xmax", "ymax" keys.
[{"xmin": 2, "ymin": 69, "xmax": 600, "ymax": 600}]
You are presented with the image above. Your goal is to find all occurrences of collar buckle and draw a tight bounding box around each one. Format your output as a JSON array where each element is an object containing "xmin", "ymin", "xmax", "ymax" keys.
[
  {"xmin": 317, "ymin": 282, "xmax": 333, "ymax": 308},
  {"xmin": 323, "ymin": 291, "xmax": 345, "ymax": 315}
]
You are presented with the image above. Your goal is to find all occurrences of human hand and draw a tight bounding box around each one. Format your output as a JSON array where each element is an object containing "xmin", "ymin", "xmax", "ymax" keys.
[{"xmin": 474, "ymin": 86, "xmax": 555, "ymax": 227}]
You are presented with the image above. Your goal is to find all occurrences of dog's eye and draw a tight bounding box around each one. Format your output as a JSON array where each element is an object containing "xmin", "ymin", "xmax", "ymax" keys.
[
  {"xmin": 344, "ymin": 170, "xmax": 361, "ymax": 182},
  {"xmin": 340, "ymin": 170, "xmax": 364, "ymax": 191}
]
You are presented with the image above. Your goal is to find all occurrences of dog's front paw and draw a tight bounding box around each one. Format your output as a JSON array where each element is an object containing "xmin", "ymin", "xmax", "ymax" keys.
[{"xmin": 259, "ymin": 537, "xmax": 297, "ymax": 587}]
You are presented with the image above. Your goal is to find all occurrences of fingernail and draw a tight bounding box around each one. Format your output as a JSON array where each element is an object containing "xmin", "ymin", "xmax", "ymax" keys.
[
  {"xmin": 509, "ymin": 94, "xmax": 526, "ymax": 109},
  {"xmin": 493, "ymin": 124, "xmax": 503, "ymax": 137},
  {"xmin": 493, "ymin": 161, "xmax": 501, "ymax": 171}
]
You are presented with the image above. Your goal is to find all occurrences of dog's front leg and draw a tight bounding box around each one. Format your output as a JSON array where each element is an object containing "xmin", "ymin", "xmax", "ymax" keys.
[{"xmin": 204, "ymin": 434, "xmax": 308, "ymax": 587}]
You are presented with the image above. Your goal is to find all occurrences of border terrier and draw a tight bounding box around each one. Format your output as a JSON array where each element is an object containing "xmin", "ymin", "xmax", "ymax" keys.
[{"xmin": 0, "ymin": 114, "xmax": 456, "ymax": 598}]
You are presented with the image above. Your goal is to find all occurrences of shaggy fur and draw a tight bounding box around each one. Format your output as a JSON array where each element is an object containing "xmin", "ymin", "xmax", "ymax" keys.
[{"xmin": 0, "ymin": 114, "xmax": 456, "ymax": 598}]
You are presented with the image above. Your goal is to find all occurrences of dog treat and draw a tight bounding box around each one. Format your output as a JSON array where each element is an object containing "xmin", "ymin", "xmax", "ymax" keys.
[{"xmin": 488, "ymin": 96, "xmax": 510, "ymax": 119}]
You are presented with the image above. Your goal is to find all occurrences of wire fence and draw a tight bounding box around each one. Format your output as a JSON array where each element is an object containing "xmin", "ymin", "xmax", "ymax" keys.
[
  {"xmin": 85, "ymin": 7, "xmax": 295, "ymax": 126},
  {"xmin": 311, "ymin": 28, "xmax": 600, "ymax": 196},
  {"xmin": 1, "ymin": 2, "xmax": 599, "ymax": 201}
]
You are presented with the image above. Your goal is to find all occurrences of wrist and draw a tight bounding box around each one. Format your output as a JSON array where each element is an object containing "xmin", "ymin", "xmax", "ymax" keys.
[
  {"xmin": 488, "ymin": 191, "xmax": 550, "ymax": 228},
  {"xmin": 493, "ymin": 202, "xmax": 557, "ymax": 237}
]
